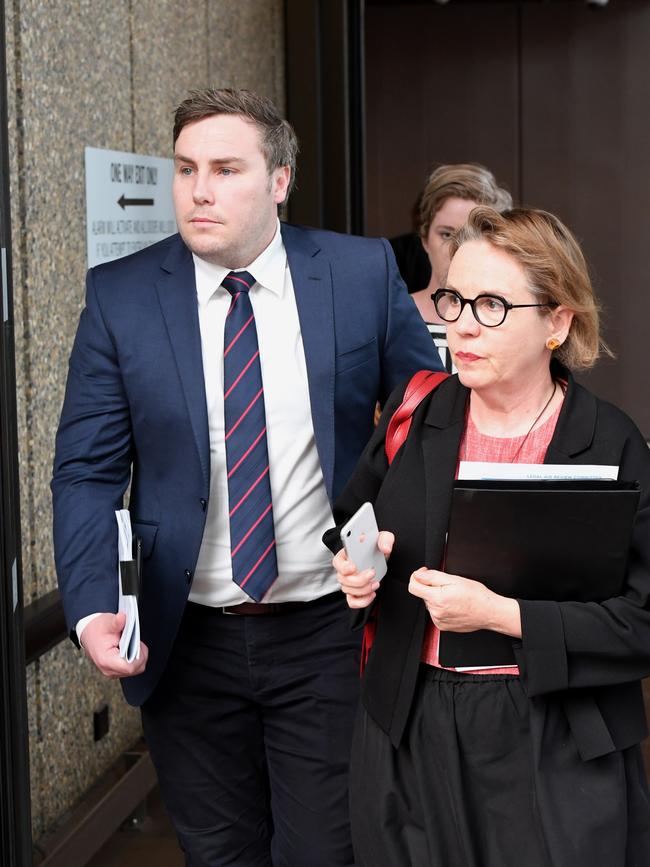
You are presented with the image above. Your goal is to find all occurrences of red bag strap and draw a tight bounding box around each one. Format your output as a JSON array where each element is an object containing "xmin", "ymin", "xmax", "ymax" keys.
[{"xmin": 385, "ymin": 370, "xmax": 449, "ymax": 464}]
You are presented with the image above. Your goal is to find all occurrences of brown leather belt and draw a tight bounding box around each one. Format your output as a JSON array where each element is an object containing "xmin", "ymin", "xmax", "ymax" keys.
[{"xmin": 188, "ymin": 591, "xmax": 341, "ymax": 617}]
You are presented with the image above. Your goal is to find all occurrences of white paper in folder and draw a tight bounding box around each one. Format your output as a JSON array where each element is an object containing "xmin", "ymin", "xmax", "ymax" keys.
[
  {"xmin": 457, "ymin": 462, "xmax": 619, "ymax": 481},
  {"xmin": 115, "ymin": 509, "xmax": 141, "ymax": 663}
]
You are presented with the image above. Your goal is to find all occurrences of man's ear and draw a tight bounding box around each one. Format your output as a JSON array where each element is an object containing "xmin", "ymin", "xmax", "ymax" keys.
[{"xmin": 273, "ymin": 166, "xmax": 291, "ymax": 205}]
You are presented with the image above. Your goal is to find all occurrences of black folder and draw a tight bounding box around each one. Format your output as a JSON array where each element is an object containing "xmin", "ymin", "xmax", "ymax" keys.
[{"xmin": 438, "ymin": 479, "xmax": 640, "ymax": 668}]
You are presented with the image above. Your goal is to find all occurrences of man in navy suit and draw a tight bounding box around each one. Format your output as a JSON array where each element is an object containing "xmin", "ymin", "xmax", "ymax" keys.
[{"xmin": 52, "ymin": 88, "xmax": 441, "ymax": 866}]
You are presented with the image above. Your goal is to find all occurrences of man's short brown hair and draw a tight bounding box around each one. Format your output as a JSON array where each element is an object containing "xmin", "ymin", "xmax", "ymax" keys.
[{"xmin": 173, "ymin": 88, "xmax": 299, "ymax": 196}]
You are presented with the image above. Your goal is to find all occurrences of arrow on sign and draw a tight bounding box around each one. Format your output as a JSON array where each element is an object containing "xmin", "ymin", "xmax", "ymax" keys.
[{"xmin": 118, "ymin": 195, "xmax": 154, "ymax": 209}]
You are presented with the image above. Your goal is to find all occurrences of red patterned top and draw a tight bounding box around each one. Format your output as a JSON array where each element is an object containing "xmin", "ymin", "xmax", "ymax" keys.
[{"xmin": 420, "ymin": 398, "xmax": 564, "ymax": 674}]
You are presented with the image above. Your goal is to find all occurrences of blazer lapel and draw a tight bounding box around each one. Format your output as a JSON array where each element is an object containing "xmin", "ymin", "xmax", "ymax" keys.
[
  {"xmin": 282, "ymin": 223, "xmax": 336, "ymax": 499},
  {"xmin": 154, "ymin": 238, "xmax": 210, "ymax": 487},
  {"xmin": 545, "ymin": 372, "xmax": 597, "ymax": 463},
  {"xmin": 421, "ymin": 379, "xmax": 469, "ymax": 568}
]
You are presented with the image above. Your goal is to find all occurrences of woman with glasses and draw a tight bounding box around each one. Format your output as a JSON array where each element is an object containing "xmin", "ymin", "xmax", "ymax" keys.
[{"xmin": 325, "ymin": 207, "xmax": 650, "ymax": 867}]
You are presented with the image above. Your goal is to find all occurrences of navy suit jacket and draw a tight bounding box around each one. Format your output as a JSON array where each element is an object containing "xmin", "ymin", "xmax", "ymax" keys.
[{"xmin": 52, "ymin": 222, "xmax": 442, "ymax": 705}]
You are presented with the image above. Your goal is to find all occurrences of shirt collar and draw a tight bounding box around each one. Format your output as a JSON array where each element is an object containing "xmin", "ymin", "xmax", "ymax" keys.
[{"xmin": 193, "ymin": 220, "xmax": 286, "ymax": 307}]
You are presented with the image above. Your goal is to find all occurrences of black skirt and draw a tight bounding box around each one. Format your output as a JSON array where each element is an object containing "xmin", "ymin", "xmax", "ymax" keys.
[{"xmin": 349, "ymin": 666, "xmax": 650, "ymax": 867}]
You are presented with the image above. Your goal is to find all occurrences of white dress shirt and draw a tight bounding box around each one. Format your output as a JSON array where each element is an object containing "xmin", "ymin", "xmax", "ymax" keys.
[{"xmin": 190, "ymin": 221, "xmax": 336, "ymax": 605}]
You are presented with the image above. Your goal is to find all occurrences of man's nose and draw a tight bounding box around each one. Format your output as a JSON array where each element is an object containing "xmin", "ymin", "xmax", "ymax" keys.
[{"xmin": 192, "ymin": 173, "xmax": 214, "ymax": 205}]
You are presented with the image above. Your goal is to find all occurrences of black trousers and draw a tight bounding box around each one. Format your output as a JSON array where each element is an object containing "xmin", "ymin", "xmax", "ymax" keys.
[
  {"xmin": 141, "ymin": 594, "xmax": 361, "ymax": 867},
  {"xmin": 350, "ymin": 665, "xmax": 650, "ymax": 867}
]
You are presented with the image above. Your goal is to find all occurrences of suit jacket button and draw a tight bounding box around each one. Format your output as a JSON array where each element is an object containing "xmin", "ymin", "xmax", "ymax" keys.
[
  {"xmin": 184, "ymin": 569, "xmax": 193, "ymax": 583},
  {"xmin": 200, "ymin": 498, "xmax": 207, "ymax": 510}
]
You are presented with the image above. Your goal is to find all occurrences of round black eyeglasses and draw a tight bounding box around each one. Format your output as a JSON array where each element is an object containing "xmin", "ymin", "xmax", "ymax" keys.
[{"xmin": 432, "ymin": 288, "xmax": 557, "ymax": 328}]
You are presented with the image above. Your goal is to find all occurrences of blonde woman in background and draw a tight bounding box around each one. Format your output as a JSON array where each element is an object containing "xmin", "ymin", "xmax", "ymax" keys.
[{"xmin": 412, "ymin": 163, "xmax": 512, "ymax": 371}]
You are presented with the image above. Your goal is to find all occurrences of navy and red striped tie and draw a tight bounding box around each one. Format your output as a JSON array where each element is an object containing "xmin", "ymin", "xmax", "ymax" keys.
[{"xmin": 222, "ymin": 271, "xmax": 278, "ymax": 601}]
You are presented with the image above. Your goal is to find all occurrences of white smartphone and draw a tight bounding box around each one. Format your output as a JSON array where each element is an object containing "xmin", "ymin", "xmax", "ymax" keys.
[{"xmin": 339, "ymin": 502, "xmax": 387, "ymax": 581}]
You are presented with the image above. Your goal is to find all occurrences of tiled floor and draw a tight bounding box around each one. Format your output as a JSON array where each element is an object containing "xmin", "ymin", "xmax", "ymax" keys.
[{"xmin": 86, "ymin": 785, "xmax": 183, "ymax": 867}]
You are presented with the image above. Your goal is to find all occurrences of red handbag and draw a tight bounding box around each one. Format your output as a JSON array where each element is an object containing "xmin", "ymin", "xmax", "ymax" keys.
[{"xmin": 360, "ymin": 370, "xmax": 449, "ymax": 673}]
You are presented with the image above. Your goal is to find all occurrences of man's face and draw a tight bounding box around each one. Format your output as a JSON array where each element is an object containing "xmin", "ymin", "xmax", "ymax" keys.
[{"xmin": 173, "ymin": 114, "xmax": 291, "ymax": 269}]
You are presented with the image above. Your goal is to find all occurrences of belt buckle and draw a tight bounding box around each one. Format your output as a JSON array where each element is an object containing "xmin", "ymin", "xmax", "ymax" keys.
[{"xmin": 221, "ymin": 606, "xmax": 238, "ymax": 615}]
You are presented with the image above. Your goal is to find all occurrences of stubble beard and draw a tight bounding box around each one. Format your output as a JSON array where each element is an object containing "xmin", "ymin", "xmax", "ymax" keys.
[
  {"xmin": 178, "ymin": 219, "xmax": 253, "ymax": 270},
  {"xmin": 179, "ymin": 192, "xmax": 279, "ymax": 270}
]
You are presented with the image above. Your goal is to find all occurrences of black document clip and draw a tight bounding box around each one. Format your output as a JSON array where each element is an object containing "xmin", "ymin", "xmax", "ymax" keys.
[{"xmin": 119, "ymin": 536, "xmax": 142, "ymax": 597}]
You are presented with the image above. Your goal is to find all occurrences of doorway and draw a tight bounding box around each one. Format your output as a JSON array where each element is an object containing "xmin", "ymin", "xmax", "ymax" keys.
[{"xmin": 364, "ymin": 0, "xmax": 650, "ymax": 436}]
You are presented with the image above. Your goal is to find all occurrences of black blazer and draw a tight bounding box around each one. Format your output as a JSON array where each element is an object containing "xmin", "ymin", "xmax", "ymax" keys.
[{"xmin": 327, "ymin": 365, "xmax": 650, "ymax": 761}]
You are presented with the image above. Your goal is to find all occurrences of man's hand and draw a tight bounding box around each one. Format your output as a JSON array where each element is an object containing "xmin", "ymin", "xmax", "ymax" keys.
[{"xmin": 80, "ymin": 612, "xmax": 148, "ymax": 679}]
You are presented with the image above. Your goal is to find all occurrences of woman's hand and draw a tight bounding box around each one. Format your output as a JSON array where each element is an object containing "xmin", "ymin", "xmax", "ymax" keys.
[
  {"xmin": 408, "ymin": 568, "xmax": 522, "ymax": 637},
  {"xmin": 333, "ymin": 531, "xmax": 395, "ymax": 609}
]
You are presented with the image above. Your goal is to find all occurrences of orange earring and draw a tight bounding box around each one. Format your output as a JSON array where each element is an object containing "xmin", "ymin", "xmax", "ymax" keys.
[{"xmin": 546, "ymin": 337, "xmax": 561, "ymax": 351}]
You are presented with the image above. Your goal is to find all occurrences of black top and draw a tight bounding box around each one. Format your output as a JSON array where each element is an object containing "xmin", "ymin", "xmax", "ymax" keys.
[
  {"xmin": 389, "ymin": 232, "xmax": 431, "ymax": 294},
  {"xmin": 325, "ymin": 365, "xmax": 650, "ymax": 760}
]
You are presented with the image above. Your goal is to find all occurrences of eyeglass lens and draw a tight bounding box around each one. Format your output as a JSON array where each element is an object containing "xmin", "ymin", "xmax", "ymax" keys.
[{"xmin": 435, "ymin": 290, "xmax": 507, "ymax": 327}]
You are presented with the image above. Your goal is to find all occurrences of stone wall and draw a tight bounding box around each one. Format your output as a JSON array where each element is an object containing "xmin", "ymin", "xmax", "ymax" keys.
[{"xmin": 4, "ymin": 0, "xmax": 285, "ymax": 840}]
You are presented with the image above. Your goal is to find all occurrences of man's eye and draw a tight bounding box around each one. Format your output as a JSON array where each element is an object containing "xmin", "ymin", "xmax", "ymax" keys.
[
  {"xmin": 180, "ymin": 166, "xmax": 193, "ymax": 176},
  {"xmin": 220, "ymin": 168, "xmax": 233, "ymax": 176}
]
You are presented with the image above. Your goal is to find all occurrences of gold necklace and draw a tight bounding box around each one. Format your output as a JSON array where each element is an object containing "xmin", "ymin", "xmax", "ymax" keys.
[{"xmin": 464, "ymin": 380, "xmax": 558, "ymax": 463}]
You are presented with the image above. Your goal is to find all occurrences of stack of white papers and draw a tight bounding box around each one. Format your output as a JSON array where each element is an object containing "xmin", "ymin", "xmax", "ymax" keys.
[
  {"xmin": 115, "ymin": 509, "xmax": 141, "ymax": 662},
  {"xmin": 457, "ymin": 462, "xmax": 619, "ymax": 481}
]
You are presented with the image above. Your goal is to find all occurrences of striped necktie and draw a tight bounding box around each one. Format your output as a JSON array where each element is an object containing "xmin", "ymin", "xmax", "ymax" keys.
[{"xmin": 222, "ymin": 271, "xmax": 278, "ymax": 601}]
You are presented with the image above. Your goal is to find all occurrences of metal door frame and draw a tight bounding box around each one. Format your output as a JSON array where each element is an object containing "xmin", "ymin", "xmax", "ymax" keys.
[{"xmin": 0, "ymin": 0, "xmax": 33, "ymax": 863}]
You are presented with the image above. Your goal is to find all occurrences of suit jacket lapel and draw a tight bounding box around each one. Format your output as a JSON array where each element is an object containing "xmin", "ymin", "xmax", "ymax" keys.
[
  {"xmin": 282, "ymin": 223, "xmax": 336, "ymax": 499},
  {"xmin": 545, "ymin": 372, "xmax": 597, "ymax": 463},
  {"xmin": 154, "ymin": 237, "xmax": 210, "ymax": 487}
]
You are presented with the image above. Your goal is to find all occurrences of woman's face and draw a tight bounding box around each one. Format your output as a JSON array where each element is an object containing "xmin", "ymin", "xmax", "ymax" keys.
[
  {"xmin": 422, "ymin": 196, "xmax": 478, "ymax": 288},
  {"xmin": 445, "ymin": 239, "xmax": 573, "ymax": 395}
]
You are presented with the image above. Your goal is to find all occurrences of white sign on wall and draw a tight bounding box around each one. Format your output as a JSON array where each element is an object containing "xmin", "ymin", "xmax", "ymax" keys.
[{"xmin": 85, "ymin": 147, "xmax": 177, "ymax": 269}]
